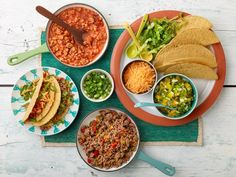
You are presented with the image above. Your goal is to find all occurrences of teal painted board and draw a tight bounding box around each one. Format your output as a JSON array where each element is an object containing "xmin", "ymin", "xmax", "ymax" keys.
[{"xmin": 41, "ymin": 29, "xmax": 199, "ymax": 143}]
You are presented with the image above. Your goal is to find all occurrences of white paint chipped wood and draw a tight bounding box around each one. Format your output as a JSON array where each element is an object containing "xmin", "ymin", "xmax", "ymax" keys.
[
  {"xmin": 1, "ymin": 87, "xmax": 236, "ymax": 177},
  {"xmin": 0, "ymin": 0, "xmax": 236, "ymax": 177},
  {"xmin": 0, "ymin": 0, "xmax": 236, "ymax": 85}
]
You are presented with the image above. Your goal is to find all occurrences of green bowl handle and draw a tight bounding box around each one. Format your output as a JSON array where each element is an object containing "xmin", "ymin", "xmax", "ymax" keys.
[
  {"xmin": 137, "ymin": 151, "xmax": 176, "ymax": 176},
  {"xmin": 7, "ymin": 43, "xmax": 49, "ymax": 66}
]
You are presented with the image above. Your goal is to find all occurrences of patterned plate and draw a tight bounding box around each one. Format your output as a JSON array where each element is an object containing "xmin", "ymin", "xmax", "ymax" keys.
[{"xmin": 11, "ymin": 67, "xmax": 80, "ymax": 136}]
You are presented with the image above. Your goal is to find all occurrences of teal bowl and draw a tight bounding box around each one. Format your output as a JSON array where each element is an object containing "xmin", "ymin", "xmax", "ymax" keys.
[{"xmin": 152, "ymin": 73, "xmax": 198, "ymax": 120}]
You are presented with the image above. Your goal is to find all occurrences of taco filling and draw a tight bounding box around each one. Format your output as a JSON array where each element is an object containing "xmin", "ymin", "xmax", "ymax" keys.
[
  {"xmin": 21, "ymin": 76, "xmax": 44, "ymax": 122},
  {"xmin": 20, "ymin": 78, "xmax": 40, "ymax": 102},
  {"xmin": 40, "ymin": 77, "xmax": 74, "ymax": 130},
  {"xmin": 20, "ymin": 71, "xmax": 74, "ymax": 129},
  {"xmin": 30, "ymin": 72, "xmax": 57, "ymax": 121}
]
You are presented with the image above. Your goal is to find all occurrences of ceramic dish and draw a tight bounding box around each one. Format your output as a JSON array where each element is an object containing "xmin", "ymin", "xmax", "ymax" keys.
[
  {"xmin": 76, "ymin": 108, "xmax": 175, "ymax": 176},
  {"xmin": 110, "ymin": 10, "xmax": 226, "ymax": 126},
  {"xmin": 80, "ymin": 69, "xmax": 114, "ymax": 102},
  {"xmin": 45, "ymin": 3, "xmax": 109, "ymax": 68},
  {"xmin": 152, "ymin": 73, "xmax": 198, "ymax": 120},
  {"xmin": 8, "ymin": 3, "xmax": 109, "ymax": 68},
  {"xmin": 121, "ymin": 59, "xmax": 157, "ymax": 95},
  {"xmin": 11, "ymin": 67, "xmax": 80, "ymax": 136}
]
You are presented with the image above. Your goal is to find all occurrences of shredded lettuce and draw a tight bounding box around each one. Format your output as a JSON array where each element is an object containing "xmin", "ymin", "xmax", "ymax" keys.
[{"xmin": 138, "ymin": 17, "xmax": 178, "ymax": 59}]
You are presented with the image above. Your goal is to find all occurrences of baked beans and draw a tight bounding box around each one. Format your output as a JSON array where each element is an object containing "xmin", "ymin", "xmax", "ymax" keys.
[{"xmin": 48, "ymin": 7, "xmax": 108, "ymax": 67}]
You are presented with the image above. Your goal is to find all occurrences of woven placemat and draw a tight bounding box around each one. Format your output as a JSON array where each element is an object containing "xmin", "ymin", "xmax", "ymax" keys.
[{"xmin": 39, "ymin": 27, "xmax": 203, "ymax": 146}]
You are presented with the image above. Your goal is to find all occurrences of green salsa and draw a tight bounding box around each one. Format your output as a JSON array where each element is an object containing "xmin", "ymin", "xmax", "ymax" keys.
[
  {"xmin": 83, "ymin": 71, "xmax": 112, "ymax": 100},
  {"xmin": 154, "ymin": 75, "xmax": 194, "ymax": 117}
]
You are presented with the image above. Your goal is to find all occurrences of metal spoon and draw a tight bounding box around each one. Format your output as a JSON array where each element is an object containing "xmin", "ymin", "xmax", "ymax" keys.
[
  {"xmin": 126, "ymin": 14, "xmax": 148, "ymax": 58},
  {"xmin": 36, "ymin": 6, "xmax": 85, "ymax": 45},
  {"xmin": 124, "ymin": 23, "xmax": 152, "ymax": 61},
  {"xmin": 134, "ymin": 102, "xmax": 176, "ymax": 110}
]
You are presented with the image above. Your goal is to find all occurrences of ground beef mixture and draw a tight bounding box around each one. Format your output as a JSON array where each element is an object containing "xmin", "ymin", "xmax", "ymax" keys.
[{"xmin": 78, "ymin": 109, "xmax": 139, "ymax": 168}]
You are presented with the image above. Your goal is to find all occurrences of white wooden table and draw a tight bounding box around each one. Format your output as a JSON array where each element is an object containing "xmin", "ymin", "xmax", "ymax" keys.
[{"xmin": 1, "ymin": 0, "xmax": 236, "ymax": 176}]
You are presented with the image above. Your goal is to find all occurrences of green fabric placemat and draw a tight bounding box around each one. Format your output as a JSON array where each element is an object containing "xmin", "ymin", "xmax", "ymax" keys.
[{"xmin": 41, "ymin": 29, "xmax": 202, "ymax": 146}]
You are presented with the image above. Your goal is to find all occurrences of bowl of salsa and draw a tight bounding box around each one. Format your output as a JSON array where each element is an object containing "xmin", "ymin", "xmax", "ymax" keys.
[
  {"xmin": 152, "ymin": 73, "xmax": 198, "ymax": 119},
  {"xmin": 46, "ymin": 3, "xmax": 109, "ymax": 67}
]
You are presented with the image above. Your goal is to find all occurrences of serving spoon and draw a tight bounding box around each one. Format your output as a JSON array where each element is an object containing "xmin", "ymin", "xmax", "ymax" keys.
[
  {"xmin": 36, "ymin": 6, "xmax": 85, "ymax": 45},
  {"xmin": 124, "ymin": 23, "xmax": 153, "ymax": 61},
  {"xmin": 126, "ymin": 14, "xmax": 148, "ymax": 58},
  {"xmin": 134, "ymin": 102, "xmax": 176, "ymax": 110}
]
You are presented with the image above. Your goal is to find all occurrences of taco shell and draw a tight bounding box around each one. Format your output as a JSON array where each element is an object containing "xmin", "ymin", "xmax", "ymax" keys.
[
  {"xmin": 171, "ymin": 28, "xmax": 219, "ymax": 46},
  {"xmin": 177, "ymin": 15, "xmax": 213, "ymax": 33},
  {"xmin": 35, "ymin": 90, "xmax": 55, "ymax": 121},
  {"xmin": 40, "ymin": 107, "xmax": 70, "ymax": 130},
  {"xmin": 155, "ymin": 57, "xmax": 217, "ymax": 72},
  {"xmin": 35, "ymin": 79, "xmax": 56, "ymax": 121},
  {"xmin": 164, "ymin": 63, "xmax": 218, "ymax": 80},
  {"xmin": 153, "ymin": 44, "xmax": 217, "ymax": 70},
  {"xmin": 22, "ymin": 76, "xmax": 44, "ymax": 122},
  {"xmin": 157, "ymin": 28, "xmax": 219, "ymax": 57},
  {"xmin": 31, "ymin": 76, "xmax": 61, "ymax": 126}
]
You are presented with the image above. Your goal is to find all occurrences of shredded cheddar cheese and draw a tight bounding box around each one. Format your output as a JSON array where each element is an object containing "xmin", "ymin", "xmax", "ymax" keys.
[{"xmin": 123, "ymin": 61, "xmax": 156, "ymax": 94}]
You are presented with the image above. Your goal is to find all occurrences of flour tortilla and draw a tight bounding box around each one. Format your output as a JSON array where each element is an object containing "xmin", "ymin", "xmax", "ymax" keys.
[
  {"xmin": 22, "ymin": 76, "xmax": 44, "ymax": 122},
  {"xmin": 164, "ymin": 63, "xmax": 218, "ymax": 80},
  {"xmin": 156, "ymin": 28, "xmax": 219, "ymax": 57},
  {"xmin": 177, "ymin": 16, "xmax": 213, "ymax": 33},
  {"xmin": 30, "ymin": 76, "xmax": 61, "ymax": 126}
]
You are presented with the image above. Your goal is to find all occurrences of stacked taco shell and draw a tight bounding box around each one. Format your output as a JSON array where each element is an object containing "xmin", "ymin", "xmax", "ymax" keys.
[{"xmin": 153, "ymin": 16, "xmax": 219, "ymax": 80}]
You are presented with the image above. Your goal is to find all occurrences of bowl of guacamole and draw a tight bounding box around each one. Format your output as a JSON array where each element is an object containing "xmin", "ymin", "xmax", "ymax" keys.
[{"xmin": 152, "ymin": 73, "xmax": 198, "ymax": 119}]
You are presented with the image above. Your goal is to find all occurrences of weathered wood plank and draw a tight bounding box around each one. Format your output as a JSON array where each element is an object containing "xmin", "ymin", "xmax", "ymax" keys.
[
  {"xmin": 1, "ymin": 1, "xmax": 236, "ymax": 176},
  {"xmin": 0, "ymin": 0, "xmax": 236, "ymax": 85},
  {"xmin": 1, "ymin": 87, "xmax": 236, "ymax": 177}
]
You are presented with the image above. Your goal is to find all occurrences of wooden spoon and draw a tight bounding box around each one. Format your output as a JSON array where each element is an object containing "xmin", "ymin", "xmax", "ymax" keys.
[{"xmin": 36, "ymin": 6, "xmax": 85, "ymax": 45}]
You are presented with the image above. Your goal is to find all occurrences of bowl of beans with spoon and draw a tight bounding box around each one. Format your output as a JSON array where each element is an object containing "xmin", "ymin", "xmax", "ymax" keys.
[{"xmin": 8, "ymin": 3, "xmax": 109, "ymax": 67}]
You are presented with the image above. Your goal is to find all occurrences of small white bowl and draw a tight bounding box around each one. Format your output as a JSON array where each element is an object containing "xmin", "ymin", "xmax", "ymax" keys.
[
  {"xmin": 121, "ymin": 59, "xmax": 157, "ymax": 95},
  {"xmin": 80, "ymin": 69, "xmax": 114, "ymax": 102}
]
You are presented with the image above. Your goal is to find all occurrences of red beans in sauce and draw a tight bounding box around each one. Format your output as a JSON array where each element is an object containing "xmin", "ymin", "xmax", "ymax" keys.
[{"xmin": 48, "ymin": 7, "xmax": 107, "ymax": 67}]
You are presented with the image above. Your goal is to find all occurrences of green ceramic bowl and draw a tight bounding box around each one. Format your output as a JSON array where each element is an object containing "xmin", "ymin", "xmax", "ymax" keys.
[{"xmin": 152, "ymin": 73, "xmax": 198, "ymax": 120}]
